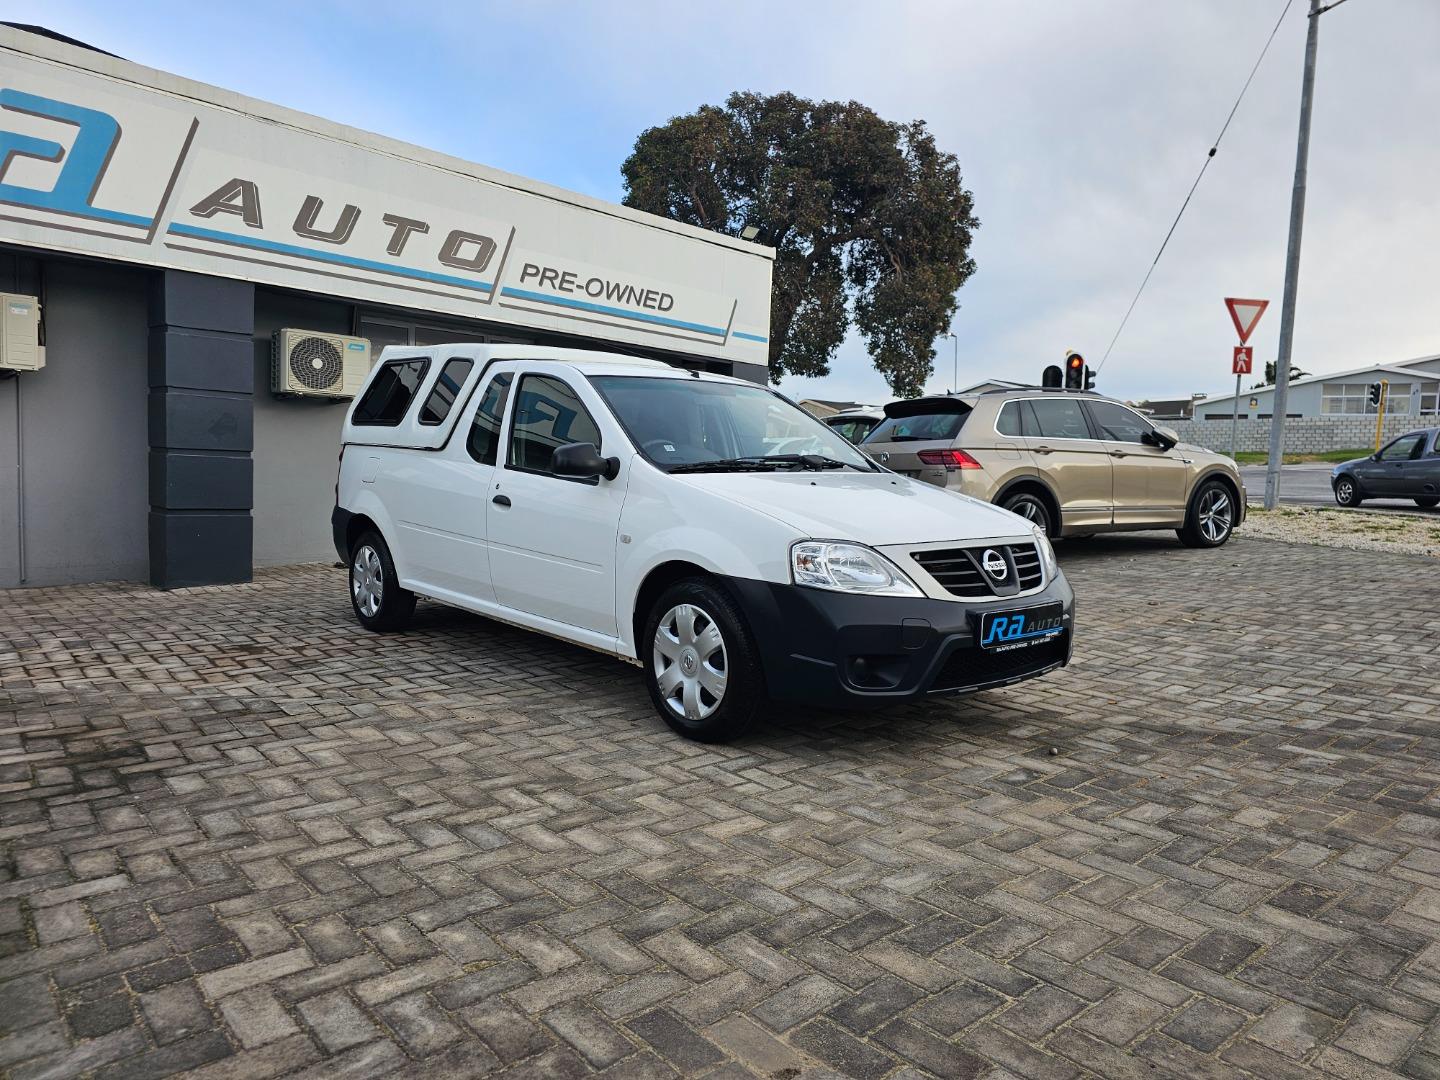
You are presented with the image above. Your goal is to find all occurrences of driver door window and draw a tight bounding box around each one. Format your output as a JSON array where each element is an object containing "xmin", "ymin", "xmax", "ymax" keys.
[
  {"xmin": 508, "ymin": 375, "xmax": 602, "ymax": 476},
  {"xmin": 1380, "ymin": 435, "xmax": 1424, "ymax": 461}
]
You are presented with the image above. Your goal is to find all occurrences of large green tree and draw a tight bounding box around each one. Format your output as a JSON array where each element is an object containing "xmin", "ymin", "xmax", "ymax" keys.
[{"xmin": 621, "ymin": 91, "xmax": 978, "ymax": 397}]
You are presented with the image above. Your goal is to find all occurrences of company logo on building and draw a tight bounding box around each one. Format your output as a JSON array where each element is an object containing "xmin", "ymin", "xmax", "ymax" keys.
[{"xmin": 0, "ymin": 76, "xmax": 767, "ymax": 351}]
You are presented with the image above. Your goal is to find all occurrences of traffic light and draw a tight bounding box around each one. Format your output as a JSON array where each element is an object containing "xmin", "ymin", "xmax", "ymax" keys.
[
  {"xmin": 1084, "ymin": 365, "xmax": 1096, "ymax": 392},
  {"xmin": 1041, "ymin": 364, "xmax": 1063, "ymax": 388},
  {"xmin": 1367, "ymin": 382, "xmax": 1382, "ymax": 408},
  {"xmin": 1064, "ymin": 351, "xmax": 1084, "ymax": 390}
]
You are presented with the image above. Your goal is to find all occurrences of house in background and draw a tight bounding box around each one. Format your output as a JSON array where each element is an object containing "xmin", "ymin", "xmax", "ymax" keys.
[
  {"xmin": 799, "ymin": 398, "xmax": 874, "ymax": 418},
  {"xmin": 1131, "ymin": 395, "xmax": 1204, "ymax": 420},
  {"xmin": 1191, "ymin": 354, "xmax": 1440, "ymax": 420}
]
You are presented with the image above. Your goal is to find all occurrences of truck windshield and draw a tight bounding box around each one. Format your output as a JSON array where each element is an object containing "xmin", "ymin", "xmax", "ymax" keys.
[{"xmin": 590, "ymin": 376, "xmax": 875, "ymax": 472}]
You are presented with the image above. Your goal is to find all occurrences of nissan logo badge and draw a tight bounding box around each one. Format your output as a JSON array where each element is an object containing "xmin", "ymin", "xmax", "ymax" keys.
[{"xmin": 981, "ymin": 549, "xmax": 1007, "ymax": 580}]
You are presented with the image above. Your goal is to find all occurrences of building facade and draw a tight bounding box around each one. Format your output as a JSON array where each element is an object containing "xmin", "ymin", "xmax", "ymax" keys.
[
  {"xmin": 1191, "ymin": 354, "xmax": 1440, "ymax": 421},
  {"xmin": 0, "ymin": 27, "xmax": 774, "ymax": 588}
]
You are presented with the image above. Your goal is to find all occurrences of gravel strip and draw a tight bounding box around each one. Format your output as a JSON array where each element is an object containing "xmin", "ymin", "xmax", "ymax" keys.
[{"xmin": 1240, "ymin": 505, "xmax": 1440, "ymax": 557}]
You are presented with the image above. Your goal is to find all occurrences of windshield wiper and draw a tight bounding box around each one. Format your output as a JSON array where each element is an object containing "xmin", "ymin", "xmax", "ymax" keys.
[
  {"xmin": 668, "ymin": 454, "xmax": 868, "ymax": 474},
  {"xmin": 667, "ymin": 457, "xmax": 786, "ymax": 473}
]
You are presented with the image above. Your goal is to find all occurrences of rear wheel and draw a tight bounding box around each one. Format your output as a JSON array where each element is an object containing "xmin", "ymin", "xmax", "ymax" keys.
[
  {"xmin": 349, "ymin": 531, "xmax": 416, "ymax": 632},
  {"xmin": 1000, "ymin": 490, "xmax": 1055, "ymax": 537},
  {"xmin": 1178, "ymin": 480, "xmax": 1235, "ymax": 548},
  {"xmin": 1334, "ymin": 475, "xmax": 1363, "ymax": 507},
  {"xmin": 1414, "ymin": 496, "xmax": 1439, "ymax": 509},
  {"xmin": 643, "ymin": 578, "xmax": 765, "ymax": 743}
]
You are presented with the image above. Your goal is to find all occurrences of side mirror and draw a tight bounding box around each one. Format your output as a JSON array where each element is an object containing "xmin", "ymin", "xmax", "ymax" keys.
[
  {"xmin": 552, "ymin": 441, "xmax": 620, "ymax": 481},
  {"xmin": 1148, "ymin": 425, "xmax": 1179, "ymax": 450}
]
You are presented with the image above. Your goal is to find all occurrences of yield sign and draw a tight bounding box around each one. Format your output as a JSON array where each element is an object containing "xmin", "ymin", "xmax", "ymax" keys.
[{"xmin": 1225, "ymin": 297, "xmax": 1269, "ymax": 345}]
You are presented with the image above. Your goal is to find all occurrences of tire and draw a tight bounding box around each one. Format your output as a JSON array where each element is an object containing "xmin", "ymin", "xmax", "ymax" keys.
[
  {"xmin": 1178, "ymin": 479, "xmax": 1236, "ymax": 548},
  {"xmin": 642, "ymin": 578, "xmax": 766, "ymax": 743},
  {"xmin": 1414, "ymin": 496, "xmax": 1439, "ymax": 509},
  {"xmin": 1000, "ymin": 490, "xmax": 1055, "ymax": 537},
  {"xmin": 349, "ymin": 531, "xmax": 416, "ymax": 632},
  {"xmin": 1334, "ymin": 475, "xmax": 1363, "ymax": 507}
]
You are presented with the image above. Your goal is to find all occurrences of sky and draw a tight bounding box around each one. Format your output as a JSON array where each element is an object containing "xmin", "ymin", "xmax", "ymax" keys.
[{"xmin": 20, "ymin": 0, "xmax": 1440, "ymax": 407}]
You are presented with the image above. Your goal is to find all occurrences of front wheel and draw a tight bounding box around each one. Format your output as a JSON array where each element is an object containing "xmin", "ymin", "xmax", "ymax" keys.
[
  {"xmin": 643, "ymin": 579, "xmax": 766, "ymax": 743},
  {"xmin": 1178, "ymin": 480, "xmax": 1236, "ymax": 548},
  {"xmin": 349, "ymin": 531, "xmax": 416, "ymax": 632},
  {"xmin": 1334, "ymin": 476, "xmax": 1363, "ymax": 507},
  {"xmin": 1000, "ymin": 491, "xmax": 1054, "ymax": 537},
  {"xmin": 1414, "ymin": 496, "xmax": 1439, "ymax": 509}
]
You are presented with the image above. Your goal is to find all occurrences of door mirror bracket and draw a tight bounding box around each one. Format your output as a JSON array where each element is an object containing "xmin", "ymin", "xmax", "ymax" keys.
[
  {"xmin": 1146, "ymin": 426, "xmax": 1180, "ymax": 450},
  {"xmin": 552, "ymin": 441, "xmax": 620, "ymax": 481}
]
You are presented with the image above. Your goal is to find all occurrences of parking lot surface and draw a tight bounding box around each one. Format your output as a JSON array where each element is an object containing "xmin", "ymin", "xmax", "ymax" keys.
[{"xmin": 2, "ymin": 535, "xmax": 1439, "ymax": 1080}]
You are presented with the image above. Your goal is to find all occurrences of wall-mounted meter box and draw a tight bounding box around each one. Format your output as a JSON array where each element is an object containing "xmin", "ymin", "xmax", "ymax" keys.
[{"xmin": 0, "ymin": 293, "xmax": 43, "ymax": 372}]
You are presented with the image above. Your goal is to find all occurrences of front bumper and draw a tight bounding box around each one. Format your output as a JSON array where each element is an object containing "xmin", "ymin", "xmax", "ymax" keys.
[{"xmin": 723, "ymin": 572, "xmax": 1075, "ymax": 710}]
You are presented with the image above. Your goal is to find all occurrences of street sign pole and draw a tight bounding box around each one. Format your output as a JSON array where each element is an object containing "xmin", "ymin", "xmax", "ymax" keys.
[
  {"xmin": 1231, "ymin": 373, "xmax": 1242, "ymax": 461},
  {"xmin": 1265, "ymin": 0, "xmax": 1323, "ymax": 510}
]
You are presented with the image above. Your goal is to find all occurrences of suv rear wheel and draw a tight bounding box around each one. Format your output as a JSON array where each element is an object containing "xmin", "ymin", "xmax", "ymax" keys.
[
  {"xmin": 1000, "ymin": 490, "xmax": 1054, "ymax": 537},
  {"xmin": 1178, "ymin": 480, "xmax": 1236, "ymax": 548},
  {"xmin": 643, "ymin": 579, "xmax": 765, "ymax": 743},
  {"xmin": 1414, "ymin": 496, "xmax": 1438, "ymax": 509},
  {"xmin": 349, "ymin": 531, "xmax": 416, "ymax": 631}
]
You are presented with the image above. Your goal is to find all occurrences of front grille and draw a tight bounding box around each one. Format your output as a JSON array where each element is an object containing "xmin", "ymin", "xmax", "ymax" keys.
[
  {"xmin": 929, "ymin": 633, "xmax": 1068, "ymax": 693},
  {"xmin": 912, "ymin": 543, "xmax": 1044, "ymax": 598}
]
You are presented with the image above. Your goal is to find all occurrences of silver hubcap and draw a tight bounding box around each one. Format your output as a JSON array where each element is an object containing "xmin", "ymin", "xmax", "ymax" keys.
[
  {"xmin": 1198, "ymin": 489, "xmax": 1232, "ymax": 543},
  {"xmin": 352, "ymin": 545, "xmax": 383, "ymax": 617},
  {"xmin": 653, "ymin": 604, "xmax": 727, "ymax": 721},
  {"xmin": 1338, "ymin": 480, "xmax": 1353, "ymax": 502}
]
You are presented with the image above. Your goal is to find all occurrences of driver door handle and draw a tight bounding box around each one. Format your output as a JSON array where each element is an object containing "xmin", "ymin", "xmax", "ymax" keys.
[
  {"xmin": 1034, "ymin": 445, "xmax": 1054, "ymax": 455},
  {"xmin": 1110, "ymin": 450, "xmax": 1127, "ymax": 458},
  {"xmin": 492, "ymin": 494, "xmax": 512, "ymax": 507}
]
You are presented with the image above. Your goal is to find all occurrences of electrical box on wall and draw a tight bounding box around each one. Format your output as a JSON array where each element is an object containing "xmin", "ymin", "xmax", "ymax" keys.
[
  {"xmin": 271, "ymin": 329, "xmax": 372, "ymax": 399},
  {"xmin": 0, "ymin": 293, "xmax": 44, "ymax": 372}
]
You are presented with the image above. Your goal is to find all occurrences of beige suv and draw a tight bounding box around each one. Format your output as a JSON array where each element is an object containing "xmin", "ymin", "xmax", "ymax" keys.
[{"xmin": 862, "ymin": 389, "xmax": 1245, "ymax": 547}]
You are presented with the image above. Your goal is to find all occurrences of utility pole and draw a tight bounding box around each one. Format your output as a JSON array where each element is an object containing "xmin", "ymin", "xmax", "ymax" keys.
[
  {"xmin": 1264, "ymin": 0, "xmax": 1325, "ymax": 509},
  {"xmin": 943, "ymin": 332, "xmax": 958, "ymax": 393}
]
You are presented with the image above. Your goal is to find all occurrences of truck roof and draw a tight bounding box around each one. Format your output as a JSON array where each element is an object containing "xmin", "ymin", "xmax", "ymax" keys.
[{"xmin": 372, "ymin": 343, "xmax": 748, "ymax": 383}]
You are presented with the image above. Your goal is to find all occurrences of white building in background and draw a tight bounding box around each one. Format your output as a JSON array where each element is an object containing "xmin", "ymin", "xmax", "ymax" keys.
[{"xmin": 1192, "ymin": 354, "xmax": 1440, "ymax": 420}]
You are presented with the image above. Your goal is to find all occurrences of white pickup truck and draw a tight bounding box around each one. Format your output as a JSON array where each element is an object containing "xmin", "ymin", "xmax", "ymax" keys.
[{"xmin": 334, "ymin": 345, "xmax": 1074, "ymax": 741}]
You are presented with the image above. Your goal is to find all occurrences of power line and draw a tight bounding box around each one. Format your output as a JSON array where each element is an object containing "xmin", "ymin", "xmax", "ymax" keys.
[{"xmin": 1096, "ymin": 0, "xmax": 1297, "ymax": 373}]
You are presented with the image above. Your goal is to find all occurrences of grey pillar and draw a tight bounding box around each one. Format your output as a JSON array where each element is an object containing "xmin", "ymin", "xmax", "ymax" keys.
[{"xmin": 148, "ymin": 271, "xmax": 255, "ymax": 588}]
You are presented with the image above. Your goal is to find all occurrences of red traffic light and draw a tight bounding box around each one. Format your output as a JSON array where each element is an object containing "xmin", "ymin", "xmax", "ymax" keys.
[{"xmin": 1067, "ymin": 354, "xmax": 1084, "ymax": 370}]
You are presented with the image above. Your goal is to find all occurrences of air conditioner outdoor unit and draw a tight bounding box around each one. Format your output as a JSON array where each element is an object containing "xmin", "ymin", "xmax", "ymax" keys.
[
  {"xmin": 271, "ymin": 329, "xmax": 372, "ymax": 399},
  {"xmin": 0, "ymin": 293, "xmax": 44, "ymax": 372}
]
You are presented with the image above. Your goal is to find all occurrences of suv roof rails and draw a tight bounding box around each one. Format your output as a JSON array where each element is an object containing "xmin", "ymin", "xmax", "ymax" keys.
[{"xmin": 977, "ymin": 385, "xmax": 1099, "ymax": 396}]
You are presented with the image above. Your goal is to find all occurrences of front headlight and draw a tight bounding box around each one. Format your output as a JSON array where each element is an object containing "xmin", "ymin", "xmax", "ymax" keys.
[
  {"xmin": 791, "ymin": 541, "xmax": 922, "ymax": 597},
  {"xmin": 1030, "ymin": 523, "xmax": 1058, "ymax": 579}
]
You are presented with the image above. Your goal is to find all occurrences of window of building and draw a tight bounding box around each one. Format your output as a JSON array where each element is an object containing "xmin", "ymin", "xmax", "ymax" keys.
[
  {"xmin": 1383, "ymin": 383, "xmax": 1411, "ymax": 414},
  {"xmin": 1027, "ymin": 398, "xmax": 1091, "ymax": 440},
  {"xmin": 467, "ymin": 373, "xmax": 513, "ymax": 466},
  {"xmin": 357, "ymin": 313, "xmax": 530, "ymax": 353},
  {"xmin": 1085, "ymin": 400, "xmax": 1153, "ymax": 443},
  {"xmin": 1421, "ymin": 381, "xmax": 1440, "ymax": 416},
  {"xmin": 1320, "ymin": 383, "xmax": 1367, "ymax": 414},
  {"xmin": 351, "ymin": 357, "xmax": 429, "ymax": 425},
  {"xmin": 508, "ymin": 375, "xmax": 601, "ymax": 475},
  {"xmin": 417, "ymin": 358, "xmax": 474, "ymax": 425}
]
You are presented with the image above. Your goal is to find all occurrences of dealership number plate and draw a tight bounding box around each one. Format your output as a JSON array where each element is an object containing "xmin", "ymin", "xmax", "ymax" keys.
[{"xmin": 978, "ymin": 603, "xmax": 1064, "ymax": 651}]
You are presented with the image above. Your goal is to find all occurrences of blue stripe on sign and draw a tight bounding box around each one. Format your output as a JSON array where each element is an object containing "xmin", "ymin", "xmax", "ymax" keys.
[
  {"xmin": 732, "ymin": 331, "xmax": 768, "ymax": 343},
  {"xmin": 166, "ymin": 223, "xmax": 494, "ymax": 293},
  {"xmin": 500, "ymin": 286, "xmax": 727, "ymax": 337}
]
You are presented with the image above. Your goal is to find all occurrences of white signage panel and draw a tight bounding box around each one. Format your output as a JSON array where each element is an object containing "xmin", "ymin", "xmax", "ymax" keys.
[{"xmin": 0, "ymin": 34, "xmax": 773, "ymax": 365}]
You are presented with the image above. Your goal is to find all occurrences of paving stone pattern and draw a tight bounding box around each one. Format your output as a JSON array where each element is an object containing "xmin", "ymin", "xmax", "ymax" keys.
[{"xmin": 2, "ymin": 534, "xmax": 1439, "ymax": 1079}]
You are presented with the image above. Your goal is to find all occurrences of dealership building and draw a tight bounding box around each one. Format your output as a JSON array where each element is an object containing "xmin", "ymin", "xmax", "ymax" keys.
[{"xmin": 0, "ymin": 25, "xmax": 773, "ymax": 589}]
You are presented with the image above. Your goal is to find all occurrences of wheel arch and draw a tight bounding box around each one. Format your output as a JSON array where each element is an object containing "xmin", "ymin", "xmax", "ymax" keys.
[
  {"xmin": 1191, "ymin": 468, "xmax": 1241, "ymax": 515},
  {"xmin": 631, "ymin": 560, "xmax": 721, "ymax": 664},
  {"xmin": 993, "ymin": 476, "xmax": 1062, "ymax": 536}
]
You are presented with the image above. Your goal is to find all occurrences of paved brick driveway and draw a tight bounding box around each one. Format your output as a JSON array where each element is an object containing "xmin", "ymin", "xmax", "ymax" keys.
[{"xmin": 2, "ymin": 535, "xmax": 1439, "ymax": 1079}]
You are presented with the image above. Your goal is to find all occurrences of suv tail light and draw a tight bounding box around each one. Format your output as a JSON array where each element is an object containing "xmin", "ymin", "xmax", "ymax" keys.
[{"xmin": 916, "ymin": 448, "xmax": 982, "ymax": 471}]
